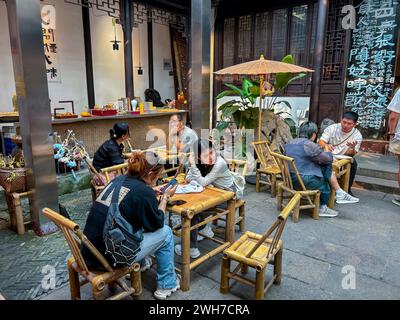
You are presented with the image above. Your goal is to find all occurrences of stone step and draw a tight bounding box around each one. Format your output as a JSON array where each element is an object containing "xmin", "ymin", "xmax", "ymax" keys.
[
  {"xmin": 355, "ymin": 174, "xmax": 398, "ymax": 194},
  {"xmin": 357, "ymin": 166, "xmax": 397, "ymax": 181},
  {"xmin": 357, "ymin": 151, "xmax": 398, "ymax": 181}
]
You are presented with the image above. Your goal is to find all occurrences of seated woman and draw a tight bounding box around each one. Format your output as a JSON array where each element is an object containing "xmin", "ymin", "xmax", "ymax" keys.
[
  {"xmin": 174, "ymin": 139, "xmax": 243, "ymax": 259},
  {"xmin": 92, "ymin": 122, "xmax": 130, "ymax": 173},
  {"xmin": 81, "ymin": 150, "xmax": 180, "ymax": 300}
]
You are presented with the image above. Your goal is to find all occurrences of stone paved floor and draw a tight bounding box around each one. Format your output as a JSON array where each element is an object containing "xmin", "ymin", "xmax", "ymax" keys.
[{"xmin": 1, "ymin": 185, "xmax": 400, "ymax": 300}]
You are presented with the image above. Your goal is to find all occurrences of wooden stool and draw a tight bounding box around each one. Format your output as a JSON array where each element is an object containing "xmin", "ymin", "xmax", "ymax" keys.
[{"xmin": 5, "ymin": 190, "xmax": 33, "ymax": 235}]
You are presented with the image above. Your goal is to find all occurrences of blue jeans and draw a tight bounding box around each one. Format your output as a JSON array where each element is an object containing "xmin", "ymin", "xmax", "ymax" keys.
[
  {"xmin": 291, "ymin": 165, "xmax": 332, "ymax": 206},
  {"xmin": 134, "ymin": 225, "xmax": 177, "ymax": 289}
]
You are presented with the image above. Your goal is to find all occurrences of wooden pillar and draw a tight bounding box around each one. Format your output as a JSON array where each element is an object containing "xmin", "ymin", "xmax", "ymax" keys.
[
  {"xmin": 82, "ymin": 0, "xmax": 95, "ymax": 109},
  {"xmin": 190, "ymin": 0, "xmax": 211, "ymax": 134},
  {"xmin": 309, "ymin": 0, "xmax": 329, "ymax": 124},
  {"xmin": 120, "ymin": 0, "xmax": 134, "ymax": 99}
]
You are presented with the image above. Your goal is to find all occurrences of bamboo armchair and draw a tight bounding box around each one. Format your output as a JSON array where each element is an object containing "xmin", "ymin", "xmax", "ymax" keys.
[
  {"xmin": 270, "ymin": 151, "xmax": 320, "ymax": 223},
  {"xmin": 100, "ymin": 162, "xmax": 129, "ymax": 184},
  {"xmin": 220, "ymin": 193, "xmax": 301, "ymax": 300},
  {"xmin": 84, "ymin": 158, "xmax": 105, "ymax": 201},
  {"xmin": 42, "ymin": 208, "xmax": 142, "ymax": 300},
  {"xmin": 252, "ymin": 141, "xmax": 281, "ymax": 197},
  {"xmin": 213, "ymin": 159, "xmax": 248, "ymax": 231}
]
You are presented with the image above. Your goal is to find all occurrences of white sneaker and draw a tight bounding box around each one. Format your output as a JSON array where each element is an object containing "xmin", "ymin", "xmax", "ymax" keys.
[
  {"xmin": 154, "ymin": 274, "xmax": 181, "ymax": 300},
  {"xmin": 140, "ymin": 256, "xmax": 153, "ymax": 272},
  {"xmin": 336, "ymin": 191, "xmax": 359, "ymax": 204},
  {"xmin": 197, "ymin": 224, "xmax": 215, "ymax": 241},
  {"xmin": 319, "ymin": 205, "xmax": 339, "ymax": 218},
  {"xmin": 174, "ymin": 244, "xmax": 201, "ymax": 259}
]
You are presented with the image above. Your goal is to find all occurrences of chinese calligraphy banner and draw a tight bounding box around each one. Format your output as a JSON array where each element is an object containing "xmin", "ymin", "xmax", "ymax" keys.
[
  {"xmin": 344, "ymin": 0, "xmax": 399, "ymax": 138},
  {"xmin": 41, "ymin": 4, "xmax": 61, "ymax": 83}
]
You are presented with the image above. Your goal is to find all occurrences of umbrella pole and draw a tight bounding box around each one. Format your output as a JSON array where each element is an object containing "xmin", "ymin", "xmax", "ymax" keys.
[{"xmin": 258, "ymin": 75, "xmax": 264, "ymax": 141}]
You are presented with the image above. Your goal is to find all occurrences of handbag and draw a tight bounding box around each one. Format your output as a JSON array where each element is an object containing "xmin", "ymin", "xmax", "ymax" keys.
[{"xmin": 103, "ymin": 175, "xmax": 143, "ymax": 267}]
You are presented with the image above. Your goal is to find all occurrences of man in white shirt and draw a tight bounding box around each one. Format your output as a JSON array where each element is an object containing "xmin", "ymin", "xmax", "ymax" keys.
[
  {"xmin": 169, "ymin": 113, "xmax": 198, "ymax": 154},
  {"xmin": 387, "ymin": 88, "xmax": 400, "ymax": 207},
  {"xmin": 319, "ymin": 111, "xmax": 363, "ymax": 197}
]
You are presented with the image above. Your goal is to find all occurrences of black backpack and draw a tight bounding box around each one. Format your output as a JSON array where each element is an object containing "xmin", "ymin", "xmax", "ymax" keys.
[{"xmin": 103, "ymin": 176, "xmax": 143, "ymax": 267}]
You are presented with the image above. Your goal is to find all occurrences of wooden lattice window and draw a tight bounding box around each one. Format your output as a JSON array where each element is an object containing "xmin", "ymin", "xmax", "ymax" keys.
[
  {"xmin": 271, "ymin": 9, "xmax": 288, "ymax": 61},
  {"xmin": 253, "ymin": 12, "xmax": 270, "ymax": 59},
  {"xmin": 237, "ymin": 15, "xmax": 252, "ymax": 63},
  {"xmin": 222, "ymin": 17, "xmax": 235, "ymax": 68}
]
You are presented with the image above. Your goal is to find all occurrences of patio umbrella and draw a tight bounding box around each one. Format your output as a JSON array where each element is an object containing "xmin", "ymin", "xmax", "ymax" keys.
[{"xmin": 214, "ymin": 55, "xmax": 314, "ymax": 140}]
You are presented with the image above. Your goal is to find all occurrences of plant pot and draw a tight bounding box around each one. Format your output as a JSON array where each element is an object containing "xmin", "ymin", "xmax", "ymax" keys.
[{"xmin": 0, "ymin": 168, "xmax": 27, "ymax": 193}]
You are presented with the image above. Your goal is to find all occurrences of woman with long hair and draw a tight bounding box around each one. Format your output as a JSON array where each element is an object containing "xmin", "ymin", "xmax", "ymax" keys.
[{"xmin": 174, "ymin": 139, "xmax": 242, "ymax": 259}]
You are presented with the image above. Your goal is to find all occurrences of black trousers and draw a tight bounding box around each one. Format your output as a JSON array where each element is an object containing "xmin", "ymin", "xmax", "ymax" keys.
[{"xmin": 349, "ymin": 158, "xmax": 358, "ymax": 192}]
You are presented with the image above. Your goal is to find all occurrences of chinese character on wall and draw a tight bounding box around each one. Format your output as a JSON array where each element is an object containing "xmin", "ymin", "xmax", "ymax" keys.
[
  {"xmin": 344, "ymin": 0, "xmax": 399, "ymax": 138},
  {"xmin": 41, "ymin": 4, "xmax": 61, "ymax": 83}
]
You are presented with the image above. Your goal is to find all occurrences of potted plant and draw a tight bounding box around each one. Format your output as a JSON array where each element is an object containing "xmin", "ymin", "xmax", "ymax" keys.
[{"xmin": 216, "ymin": 55, "xmax": 306, "ymax": 152}]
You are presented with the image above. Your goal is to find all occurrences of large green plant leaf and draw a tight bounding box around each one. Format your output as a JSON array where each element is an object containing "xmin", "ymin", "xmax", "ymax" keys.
[
  {"xmin": 222, "ymin": 104, "xmax": 240, "ymax": 117},
  {"xmin": 224, "ymin": 83, "xmax": 244, "ymax": 97},
  {"xmin": 216, "ymin": 90, "xmax": 236, "ymax": 100},
  {"xmin": 242, "ymin": 78, "xmax": 254, "ymax": 96},
  {"xmin": 217, "ymin": 100, "xmax": 237, "ymax": 111},
  {"xmin": 274, "ymin": 54, "xmax": 306, "ymax": 91}
]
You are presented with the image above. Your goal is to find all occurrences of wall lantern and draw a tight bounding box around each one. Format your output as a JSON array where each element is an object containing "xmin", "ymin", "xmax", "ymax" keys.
[{"xmin": 110, "ymin": 18, "xmax": 121, "ymax": 51}]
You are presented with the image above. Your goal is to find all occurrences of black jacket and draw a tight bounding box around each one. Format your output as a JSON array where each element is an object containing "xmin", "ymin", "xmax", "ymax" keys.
[
  {"xmin": 92, "ymin": 139, "xmax": 124, "ymax": 172},
  {"xmin": 81, "ymin": 175, "xmax": 164, "ymax": 268}
]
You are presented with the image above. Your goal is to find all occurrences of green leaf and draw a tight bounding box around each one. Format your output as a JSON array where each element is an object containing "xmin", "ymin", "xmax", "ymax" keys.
[
  {"xmin": 242, "ymin": 78, "xmax": 254, "ymax": 96},
  {"xmin": 216, "ymin": 121, "xmax": 229, "ymax": 132},
  {"xmin": 222, "ymin": 105, "xmax": 240, "ymax": 117},
  {"xmin": 287, "ymin": 73, "xmax": 306, "ymax": 85},
  {"xmin": 216, "ymin": 90, "xmax": 236, "ymax": 100},
  {"xmin": 249, "ymin": 86, "xmax": 260, "ymax": 97},
  {"xmin": 281, "ymin": 54, "xmax": 294, "ymax": 64},
  {"xmin": 224, "ymin": 83, "xmax": 244, "ymax": 97},
  {"xmin": 218, "ymin": 100, "xmax": 237, "ymax": 111}
]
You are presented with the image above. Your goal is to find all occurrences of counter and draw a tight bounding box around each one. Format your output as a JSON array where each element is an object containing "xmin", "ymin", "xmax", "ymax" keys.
[{"xmin": 52, "ymin": 110, "xmax": 187, "ymax": 155}]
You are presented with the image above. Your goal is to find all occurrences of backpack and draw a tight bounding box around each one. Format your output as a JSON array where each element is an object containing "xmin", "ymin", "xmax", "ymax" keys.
[{"xmin": 103, "ymin": 176, "xmax": 143, "ymax": 267}]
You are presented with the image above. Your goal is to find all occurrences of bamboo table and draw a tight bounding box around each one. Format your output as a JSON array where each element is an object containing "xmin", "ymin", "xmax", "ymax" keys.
[
  {"xmin": 167, "ymin": 186, "xmax": 236, "ymax": 291},
  {"xmin": 329, "ymin": 158, "xmax": 352, "ymax": 208}
]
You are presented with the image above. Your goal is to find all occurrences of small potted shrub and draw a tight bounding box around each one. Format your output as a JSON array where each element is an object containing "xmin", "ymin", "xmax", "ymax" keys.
[{"xmin": 0, "ymin": 154, "xmax": 27, "ymax": 193}]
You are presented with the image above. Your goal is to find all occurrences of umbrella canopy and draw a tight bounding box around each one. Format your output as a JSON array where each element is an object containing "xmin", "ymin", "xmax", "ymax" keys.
[{"xmin": 214, "ymin": 54, "xmax": 314, "ymax": 76}]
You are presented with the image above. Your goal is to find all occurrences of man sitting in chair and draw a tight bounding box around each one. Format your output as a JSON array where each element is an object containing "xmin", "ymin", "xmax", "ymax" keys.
[{"xmin": 284, "ymin": 122, "xmax": 358, "ymax": 218}]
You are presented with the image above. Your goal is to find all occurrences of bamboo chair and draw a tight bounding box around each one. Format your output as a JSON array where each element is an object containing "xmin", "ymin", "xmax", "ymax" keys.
[
  {"xmin": 42, "ymin": 207, "xmax": 142, "ymax": 300},
  {"xmin": 220, "ymin": 193, "xmax": 301, "ymax": 300},
  {"xmin": 100, "ymin": 162, "xmax": 129, "ymax": 184},
  {"xmin": 252, "ymin": 141, "xmax": 281, "ymax": 197},
  {"xmin": 212, "ymin": 159, "xmax": 248, "ymax": 232},
  {"xmin": 84, "ymin": 158, "xmax": 105, "ymax": 201},
  {"xmin": 270, "ymin": 151, "xmax": 320, "ymax": 223}
]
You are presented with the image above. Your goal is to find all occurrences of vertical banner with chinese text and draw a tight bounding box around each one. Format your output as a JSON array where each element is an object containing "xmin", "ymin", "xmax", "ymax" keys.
[
  {"xmin": 344, "ymin": 0, "xmax": 399, "ymax": 138},
  {"xmin": 41, "ymin": 3, "xmax": 61, "ymax": 83}
]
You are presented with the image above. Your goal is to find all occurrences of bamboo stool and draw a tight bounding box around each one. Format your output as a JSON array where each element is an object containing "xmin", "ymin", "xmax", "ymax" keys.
[
  {"xmin": 329, "ymin": 159, "xmax": 351, "ymax": 208},
  {"xmin": 252, "ymin": 141, "xmax": 281, "ymax": 197},
  {"xmin": 220, "ymin": 194, "xmax": 301, "ymax": 300},
  {"xmin": 271, "ymin": 152, "xmax": 320, "ymax": 223},
  {"xmin": 4, "ymin": 190, "xmax": 34, "ymax": 235},
  {"xmin": 42, "ymin": 208, "xmax": 142, "ymax": 300}
]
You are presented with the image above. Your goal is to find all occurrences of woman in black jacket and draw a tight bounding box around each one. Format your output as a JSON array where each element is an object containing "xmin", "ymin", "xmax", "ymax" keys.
[{"xmin": 82, "ymin": 150, "xmax": 179, "ymax": 300}]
